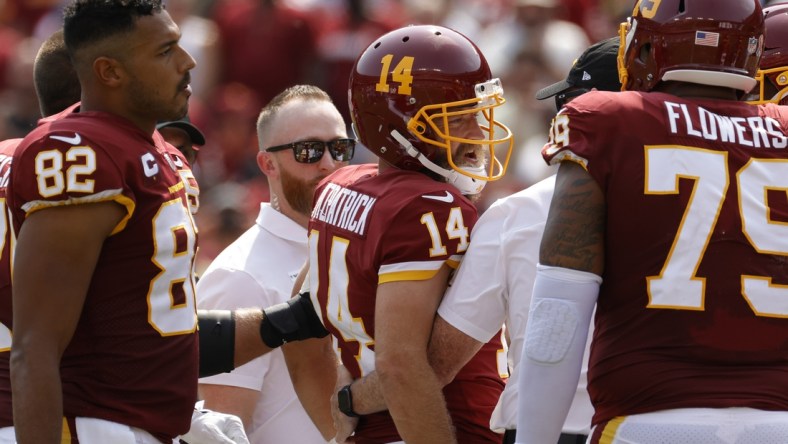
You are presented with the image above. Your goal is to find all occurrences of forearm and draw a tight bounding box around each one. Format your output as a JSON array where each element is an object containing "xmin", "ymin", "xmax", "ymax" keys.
[
  {"xmin": 346, "ymin": 371, "xmax": 386, "ymax": 414},
  {"xmin": 11, "ymin": 350, "xmax": 63, "ymax": 442},
  {"xmin": 197, "ymin": 308, "xmax": 275, "ymax": 376},
  {"xmin": 515, "ymin": 265, "xmax": 599, "ymax": 444},
  {"xmin": 283, "ymin": 337, "xmax": 337, "ymax": 439},
  {"xmin": 379, "ymin": 358, "xmax": 455, "ymax": 444},
  {"xmin": 232, "ymin": 308, "xmax": 272, "ymax": 368},
  {"xmin": 427, "ymin": 315, "xmax": 484, "ymax": 386},
  {"xmin": 347, "ymin": 315, "xmax": 484, "ymax": 415},
  {"xmin": 238, "ymin": 292, "xmax": 329, "ymax": 368},
  {"xmin": 200, "ymin": 294, "xmax": 329, "ymax": 374}
]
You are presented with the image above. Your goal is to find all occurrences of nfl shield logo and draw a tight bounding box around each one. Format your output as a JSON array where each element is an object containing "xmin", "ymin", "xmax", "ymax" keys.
[{"xmin": 747, "ymin": 37, "xmax": 759, "ymax": 55}]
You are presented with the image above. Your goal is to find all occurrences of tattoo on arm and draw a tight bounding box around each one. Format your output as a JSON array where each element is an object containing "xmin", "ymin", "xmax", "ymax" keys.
[{"xmin": 540, "ymin": 161, "xmax": 605, "ymax": 275}]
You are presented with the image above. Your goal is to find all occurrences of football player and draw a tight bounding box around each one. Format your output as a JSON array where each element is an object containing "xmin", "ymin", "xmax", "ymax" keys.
[
  {"xmin": 303, "ymin": 24, "xmax": 514, "ymax": 443},
  {"xmin": 516, "ymin": 0, "xmax": 788, "ymax": 442},
  {"xmin": 0, "ymin": 28, "xmax": 81, "ymax": 442},
  {"xmin": 330, "ymin": 36, "xmax": 624, "ymax": 444},
  {"xmin": 157, "ymin": 115, "xmax": 205, "ymax": 166},
  {"xmin": 8, "ymin": 1, "xmax": 202, "ymax": 442},
  {"xmin": 0, "ymin": 25, "xmax": 247, "ymax": 444}
]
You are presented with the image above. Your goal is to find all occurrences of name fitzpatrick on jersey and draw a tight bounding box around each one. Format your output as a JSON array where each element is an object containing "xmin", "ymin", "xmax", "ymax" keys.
[
  {"xmin": 665, "ymin": 101, "xmax": 788, "ymax": 148},
  {"xmin": 311, "ymin": 183, "xmax": 376, "ymax": 235}
]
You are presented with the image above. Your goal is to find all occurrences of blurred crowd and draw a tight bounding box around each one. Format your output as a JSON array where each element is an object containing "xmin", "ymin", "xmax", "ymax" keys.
[{"xmin": 0, "ymin": 0, "xmax": 646, "ymax": 272}]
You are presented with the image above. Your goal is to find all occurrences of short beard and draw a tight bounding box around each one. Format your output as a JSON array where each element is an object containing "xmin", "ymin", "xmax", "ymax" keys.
[
  {"xmin": 127, "ymin": 74, "xmax": 187, "ymax": 122},
  {"xmin": 279, "ymin": 166, "xmax": 321, "ymax": 217}
]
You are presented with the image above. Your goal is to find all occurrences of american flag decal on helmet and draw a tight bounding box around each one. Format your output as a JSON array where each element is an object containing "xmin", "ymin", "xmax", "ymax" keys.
[{"xmin": 695, "ymin": 31, "xmax": 720, "ymax": 47}]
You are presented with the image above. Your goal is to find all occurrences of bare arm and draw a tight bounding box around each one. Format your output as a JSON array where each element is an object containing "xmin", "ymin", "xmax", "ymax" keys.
[
  {"xmin": 539, "ymin": 161, "xmax": 605, "ymax": 273},
  {"xmin": 291, "ymin": 259, "xmax": 308, "ymax": 297},
  {"xmin": 330, "ymin": 363, "xmax": 357, "ymax": 442},
  {"xmin": 343, "ymin": 313, "xmax": 483, "ymax": 416},
  {"xmin": 282, "ymin": 336, "xmax": 337, "ymax": 440},
  {"xmin": 231, "ymin": 308, "xmax": 273, "ymax": 368},
  {"xmin": 11, "ymin": 202, "xmax": 124, "ymax": 443},
  {"xmin": 374, "ymin": 265, "xmax": 456, "ymax": 443},
  {"xmin": 427, "ymin": 315, "xmax": 484, "ymax": 385},
  {"xmin": 281, "ymin": 258, "xmax": 337, "ymax": 439},
  {"xmin": 516, "ymin": 161, "xmax": 604, "ymax": 443}
]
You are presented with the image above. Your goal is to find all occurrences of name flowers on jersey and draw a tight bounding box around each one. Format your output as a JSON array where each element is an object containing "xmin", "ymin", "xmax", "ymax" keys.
[
  {"xmin": 665, "ymin": 101, "xmax": 787, "ymax": 148},
  {"xmin": 311, "ymin": 182, "xmax": 377, "ymax": 235}
]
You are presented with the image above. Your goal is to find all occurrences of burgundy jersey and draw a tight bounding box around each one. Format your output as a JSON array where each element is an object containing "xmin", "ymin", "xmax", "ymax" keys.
[
  {"xmin": 308, "ymin": 164, "xmax": 503, "ymax": 443},
  {"xmin": 7, "ymin": 108, "xmax": 199, "ymax": 441},
  {"xmin": 443, "ymin": 336, "xmax": 506, "ymax": 443},
  {"xmin": 157, "ymin": 130, "xmax": 201, "ymax": 215},
  {"xmin": 543, "ymin": 91, "xmax": 788, "ymax": 425},
  {"xmin": 0, "ymin": 137, "xmax": 19, "ymax": 427}
]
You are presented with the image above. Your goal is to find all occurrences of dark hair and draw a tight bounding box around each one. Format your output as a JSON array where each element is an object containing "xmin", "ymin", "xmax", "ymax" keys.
[
  {"xmin": 34, "ymin": 29, "xmax": 81, "ymax": 117},
  {"xmin": 63, "ymin": 0, "xmax": 163, "ymax": 55}
]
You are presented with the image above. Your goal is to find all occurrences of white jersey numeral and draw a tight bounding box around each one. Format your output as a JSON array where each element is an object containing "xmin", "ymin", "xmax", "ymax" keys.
[
  {"xmin": 34, "ymin": 147, "xmax": 96, "ymax": 197},
  {"xmin": 148, "ymin": 199, "xmax": 198, "ymax": 335},
  {"xmin": 421, "ymin": 207, "xmax": 470, "ymax": 257},
  {"xmin": 308, "ymin": 231, "xmax": 375, "ymax": 376},
  {"xmin": 645, "ymin": 146, "xmax": 788, "ymax": 317}
]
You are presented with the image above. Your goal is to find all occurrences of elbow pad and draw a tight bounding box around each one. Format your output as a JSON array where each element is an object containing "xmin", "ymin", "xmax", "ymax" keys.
[
  {"xmin": 260, "ymin": 291, "xmax": 329, "ymax": 349},
  {"xmin": 197, "ymin": 309, "xmax": 236, "ymax": 378}
]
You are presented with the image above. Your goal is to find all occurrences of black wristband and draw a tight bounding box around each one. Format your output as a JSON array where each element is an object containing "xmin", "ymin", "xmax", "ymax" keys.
[
  {"xmin": 197, "ymin": 309, "xmax": 236, "ymax": 378},
  {"xmin": 259, "ymin": 291, "xmax": 329, "ymax": 349},
  {"xmin": 337, "ymin": 384, "xmax": 359, "ymax": 417}
]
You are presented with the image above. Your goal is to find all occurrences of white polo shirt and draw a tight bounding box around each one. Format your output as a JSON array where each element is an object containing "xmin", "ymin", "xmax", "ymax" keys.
[
  {"xmin": 437, "ymin": 175, "xmax": 594, "ymax": 434},
  {"xmin": 197, "ymin": 203, "xmax": 324, "ymax": 443}
]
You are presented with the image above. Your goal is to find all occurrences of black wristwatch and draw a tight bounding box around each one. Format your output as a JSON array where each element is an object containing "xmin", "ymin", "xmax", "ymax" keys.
[{"xmin": 337, "ymin": 384, "xmax": 360, "ymax": 417}]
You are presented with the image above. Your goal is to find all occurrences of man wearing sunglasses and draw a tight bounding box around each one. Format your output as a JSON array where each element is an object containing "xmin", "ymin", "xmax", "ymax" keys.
[
  {"xmin": 196, "ymin": 85, "xmax": 352, "ymax": 443},
  {"xmin": 193, "ymin": 25, "xmax": 515, "ymax": 443}
]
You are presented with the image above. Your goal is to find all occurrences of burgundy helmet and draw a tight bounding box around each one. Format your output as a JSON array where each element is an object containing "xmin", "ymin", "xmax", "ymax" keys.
[
  {"xmin": 749, "ymin": 3, "xmax": 788, "ymax": 105},
  {"xmin": 348, "ymin": 25, "xmax": 512, "ymax": 194},
  {"xmin": 617, "ymin": 0, "xmax": 764, "ymax": 92}
]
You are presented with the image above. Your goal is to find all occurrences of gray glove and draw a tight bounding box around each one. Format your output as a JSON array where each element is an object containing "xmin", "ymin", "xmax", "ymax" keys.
[{"xmin": 180, "ymin": 408, "xmax": 250, "ymax": 444}]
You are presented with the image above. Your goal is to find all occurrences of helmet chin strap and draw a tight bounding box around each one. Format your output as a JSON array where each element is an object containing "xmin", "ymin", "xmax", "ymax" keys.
[{"xmin": 391, "ymin": 130, "xmax": 486, "ymax": 195}]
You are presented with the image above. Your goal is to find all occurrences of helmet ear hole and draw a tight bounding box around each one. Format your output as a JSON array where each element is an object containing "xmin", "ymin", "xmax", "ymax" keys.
[
  {"xmin": 623, "ymin": 0, "xmax": 763, "ymax": 92},
  {"xmin": 638, "ymin": 43, "xmax": 651, "ymax": 64},
  {"xmin": 753, "ymin": 4, "xmax": 788, "ymax": 105}
]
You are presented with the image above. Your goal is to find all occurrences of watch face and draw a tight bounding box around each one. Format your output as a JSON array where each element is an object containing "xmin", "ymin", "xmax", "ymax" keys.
[{"xmin": 338, "ymin": 385, "xmax": 358, "ymax": 417}]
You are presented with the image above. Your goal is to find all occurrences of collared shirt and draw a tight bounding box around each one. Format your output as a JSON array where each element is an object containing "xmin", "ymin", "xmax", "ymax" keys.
[
  {"xmin": 438, "ymin": 175, "xmax": 594, "ymax": 434},
  {"xmin": 197, "ymin": 203, "xmax": 323, "ymax": 443}
]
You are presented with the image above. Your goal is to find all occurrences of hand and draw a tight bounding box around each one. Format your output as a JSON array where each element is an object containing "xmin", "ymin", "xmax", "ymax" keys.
[
  {"xmin": 180, "ymin": 408, "xmax": 250, "ymax": 444},
  {"xmin": 331, "ymin": 364, "xmax": 358, "ymax": 443}
]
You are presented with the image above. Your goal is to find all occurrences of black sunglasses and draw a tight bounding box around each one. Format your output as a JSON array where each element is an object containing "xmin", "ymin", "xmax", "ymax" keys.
[
  {"xmin": 265, "ymin": 138, "xmax": 356, "ymax": 164},
  {"xmin": 555, "ymin": 88, "xmax": 589, "ymax": 111}
]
